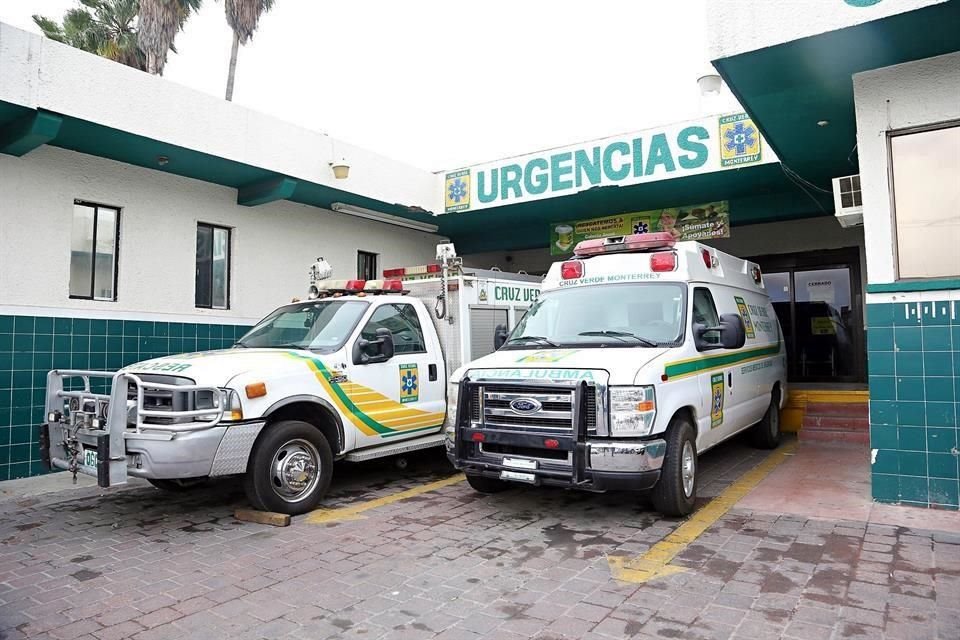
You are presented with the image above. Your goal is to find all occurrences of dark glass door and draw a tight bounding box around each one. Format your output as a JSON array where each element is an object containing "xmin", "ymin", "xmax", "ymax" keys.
[{"xmin": 751, "ymin": 250, "xmax": 865, "ymax": 384}]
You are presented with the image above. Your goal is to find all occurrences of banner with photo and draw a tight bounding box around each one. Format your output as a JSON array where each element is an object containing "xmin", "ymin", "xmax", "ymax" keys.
[{"xmin": 549, "ymin": 201, "xmax": 730, "ymax": 255}]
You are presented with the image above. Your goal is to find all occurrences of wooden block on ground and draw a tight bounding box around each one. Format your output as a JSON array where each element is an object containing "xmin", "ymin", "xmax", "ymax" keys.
[{"xmin": 234, "ymin": 509, "xmax": 291, "ymax": 527}]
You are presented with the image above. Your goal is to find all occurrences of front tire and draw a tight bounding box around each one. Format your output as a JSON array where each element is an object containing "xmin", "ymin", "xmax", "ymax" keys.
[
  {"xmin": 750, "ymin": 390, "xmax": 782, "ymax": 449},
  {"xmin": 466, "ymin": 473, "xmax": 510, "ymax": 494},
  {"xmin": 244, "ymin": 420, "xmax": 333, "ymax": 515},
  {"xmin": 652, "ymin": 416, "xmax": 698, "ymax": 517}
]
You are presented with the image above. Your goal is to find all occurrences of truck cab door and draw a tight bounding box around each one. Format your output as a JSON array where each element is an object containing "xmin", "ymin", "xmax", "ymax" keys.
[{"xmin": 347, "ymin": 302, "xmax": 446, "ymax": 449}]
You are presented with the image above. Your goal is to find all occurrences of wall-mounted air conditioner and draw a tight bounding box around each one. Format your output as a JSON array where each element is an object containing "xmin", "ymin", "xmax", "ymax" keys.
[{"xmin": 832, "ymin": 174, "xmax": 863, "ymax": 228}]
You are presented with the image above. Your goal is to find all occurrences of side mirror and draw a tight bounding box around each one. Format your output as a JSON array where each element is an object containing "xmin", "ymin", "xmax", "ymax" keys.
[
  {"xmin": 693, "ymin": 322, "xmax": 717, "ymax": 351},
  {"xmin": 494, "ymin": 324, "xmax": 509, "ymax": 350},
  {"xmin": 719, "ymin": 313, "xmax": 747, "ymax": 350},
  {"xmin": 353, "ymin": 327, "xmax": 395, "ymax": 365}
]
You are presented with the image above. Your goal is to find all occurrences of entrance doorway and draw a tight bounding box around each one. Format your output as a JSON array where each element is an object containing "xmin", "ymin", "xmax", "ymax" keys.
[{"xmin": 751, "ymin": 248, "xmax": 865, "ymax": 384}]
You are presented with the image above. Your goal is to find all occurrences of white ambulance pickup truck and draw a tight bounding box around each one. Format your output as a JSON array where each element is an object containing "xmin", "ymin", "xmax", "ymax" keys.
[
  {"xmin": 39, "ymin": 249, "xmax": 540, "ymax": 515},
  {"xmin": 446, "ymin": 233, "xmax": 787, "ymax": 516}
]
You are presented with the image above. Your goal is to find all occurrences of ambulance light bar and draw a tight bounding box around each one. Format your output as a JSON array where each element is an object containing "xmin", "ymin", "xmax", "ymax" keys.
[
  {"xmin": 573, "ymin": 232, "xmax": 676, "ymax": 257},
  {"xmin": 314, "ymin": 279, "xmax": 407, "ymax": 295},
  {"xmin": 383, "ymin": 264, "xmax": 442, "ymax": 278}
]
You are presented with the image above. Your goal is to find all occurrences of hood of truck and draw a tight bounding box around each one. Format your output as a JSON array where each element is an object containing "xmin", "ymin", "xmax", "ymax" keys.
[
  {"xmin": 121, "ymin": 348, "xmax": 332, "ymax": 388},
  {"xmin": 460, "ymin": 347, "xmax": 670, "ymax": 386}
]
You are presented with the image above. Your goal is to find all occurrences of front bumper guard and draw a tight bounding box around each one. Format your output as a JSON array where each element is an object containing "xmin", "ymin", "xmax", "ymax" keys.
[
  {"xmin": 40, "ymin": 369, "xmax": 229, "ymax": 488},
  {"xmin": 448, "ymin": 376, "xmax": 667, "ymax": 491}
]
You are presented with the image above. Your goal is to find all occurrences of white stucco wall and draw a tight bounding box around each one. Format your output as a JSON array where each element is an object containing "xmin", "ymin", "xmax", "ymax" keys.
[
  {"xmin": 0, "ymin": 146, "xmax": 442, "ymax": 324},
  {"xmin": 0, "ymin": 22, "xmax": 441, "ymax": 213},
  {"xmin": 707, "ymin": 0, "xmax": 946, "ymax": 61},
  {"xmin": 464, "ymin": 216, "xmax": 865, "ymax": 276},
  {"xmin": 853, "ymin": 51, "xmax": 960, "ymax": 285}
]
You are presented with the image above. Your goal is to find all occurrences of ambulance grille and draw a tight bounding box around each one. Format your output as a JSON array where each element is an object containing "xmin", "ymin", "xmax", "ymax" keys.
[{"xmin": 475, "ymin": 385, "xmax": 599, "ymax": 435}]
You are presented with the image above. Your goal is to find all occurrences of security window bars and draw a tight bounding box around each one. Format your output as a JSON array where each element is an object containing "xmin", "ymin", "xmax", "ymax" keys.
[
  {"xmin": 358, "ymin": 250, "xmax": 379, "ymax": 280},
  {"xmin": 890, "ymin": 124, "xmax": 960, "ymax": 279},
  {"xmin": 196, "ymin": 224, "xmax": 231, "ymax": 309},
  {"xmin": 69, "ymin": 201, "xmax": 120, "ymax": 301}
]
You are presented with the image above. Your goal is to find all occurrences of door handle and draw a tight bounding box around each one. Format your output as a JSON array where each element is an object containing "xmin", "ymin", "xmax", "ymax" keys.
[
  {"xmin": 728, "ymin": 372, "xmax": 732, "ymax": 387},
  {"xmin": 429, "ymin": 364, "xmax": 438, "ymax": 382}
]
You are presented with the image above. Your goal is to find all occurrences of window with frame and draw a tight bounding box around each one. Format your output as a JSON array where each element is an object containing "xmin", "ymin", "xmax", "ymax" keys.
[
  {"xmin": 889, "ymin": 124, "xmax": 960, "ymax": 280},
  {"xmin": 692, "ymin": 288, "xmax": 720, "ymax": 348},
  {"xmin": 195, "ymin": 224, "xmax": 231, "ymax": 309},
  {"xmin": 360, "ymin": 304, "xmax": 426, "ymax": 354},
  {"xmin": 358, "ymin": 250, "xmax": 379, "ymax": 280},
  {"xmin": 70, "ymin": 201, "xmax": 120, "ymax": 301}
]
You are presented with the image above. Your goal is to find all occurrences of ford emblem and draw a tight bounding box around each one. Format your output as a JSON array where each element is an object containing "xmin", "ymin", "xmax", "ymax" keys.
[{"xmin": 509, "ymin": 398, "xmax": 542, "ymax": 414}]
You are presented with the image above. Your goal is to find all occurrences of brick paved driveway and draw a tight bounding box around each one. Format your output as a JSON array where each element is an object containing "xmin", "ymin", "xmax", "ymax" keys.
[{"xmin": 1, "ymin": 436, "xmax": 957, "ymax": 640}]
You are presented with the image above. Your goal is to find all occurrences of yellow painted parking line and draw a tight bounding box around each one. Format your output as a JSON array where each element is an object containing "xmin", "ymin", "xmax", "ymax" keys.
[
  {"xmin": 305, "ymin": 473, "xmax": 465, "ymax": 524},
  {"xmin": 608, "ymin": 440, "xmax": 797, "ymax": 584}
]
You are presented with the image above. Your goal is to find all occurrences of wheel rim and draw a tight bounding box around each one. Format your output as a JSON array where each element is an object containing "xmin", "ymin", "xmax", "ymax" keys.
[
  {"xmin": 270, "ymin": 438, "xmax": 321, "ymax": 503},
  {"xmin": 681, "ymin": 440, "xmax": 696, "ymax": 498}
]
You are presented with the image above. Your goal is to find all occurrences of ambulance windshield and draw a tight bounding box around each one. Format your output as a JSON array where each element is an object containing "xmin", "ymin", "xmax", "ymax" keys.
[
  {"xmin": 236, "ymin": 300, "xmax": 368, "ymax": 352},
  {"xmin": 506, "ymin": 283, "xmax": 684, "ymax": 348}
]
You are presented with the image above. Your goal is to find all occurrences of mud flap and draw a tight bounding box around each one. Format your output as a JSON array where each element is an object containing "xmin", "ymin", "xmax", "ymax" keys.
[
  {"xmin": 96, "ymin": 433, "xmax": 110, "ymax": 488},
  {"xmin": 39, "ymin": 423, "xmax": 51, "ymax": 470}
]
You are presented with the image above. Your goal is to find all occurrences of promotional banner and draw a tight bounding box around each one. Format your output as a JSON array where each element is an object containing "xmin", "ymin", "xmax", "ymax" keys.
[
  {"xmin": 442, "ymin": 113, "xmax": 773, "ymax": 214},
  {"xmin": 549, "ymin": 201, "xmax": 730, "ymax": 255}
]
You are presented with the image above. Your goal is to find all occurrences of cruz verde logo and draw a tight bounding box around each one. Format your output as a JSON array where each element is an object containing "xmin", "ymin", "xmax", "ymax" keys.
[
  {"xmin": 399, "ymin": 363, "xmax": 419, "ymax": 403},
  {"xmin": 444, "ymin": 169, "xmax": 470, "ymax": 213},
  {"xmin": 719, "ymin": 113, "xmax": 761, "ymax": 167}
]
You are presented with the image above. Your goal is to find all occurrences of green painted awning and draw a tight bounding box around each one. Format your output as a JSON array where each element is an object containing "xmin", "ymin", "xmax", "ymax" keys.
[
  {"xmin": 0, "ymin": 101, "xmax": 439, "ymax": 228},
  {"xmin": 712, "ymin": 1, "xmax": 960, "ymax": 190}
]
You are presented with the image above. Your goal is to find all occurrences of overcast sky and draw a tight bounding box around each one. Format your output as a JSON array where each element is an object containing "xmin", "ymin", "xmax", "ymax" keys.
[{"xmin": 1, "ymin": 0, "xmax": 732, "ymax": 171}]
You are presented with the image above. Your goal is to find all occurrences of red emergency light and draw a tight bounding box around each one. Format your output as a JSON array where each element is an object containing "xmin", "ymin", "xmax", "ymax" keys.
[
  {"xmin": 650, "ymin": 252, "xmax": 677, "ymax": 272},
  {"xmin": 382, "ymin": 264, "xmax": 442, "ymax": 278},
  {"xmin": 560, "ymin": 260, "xmax": 584, "ymax": 280},
  {"xmin": 573, "ymin": 232, "xmax": 676, "ymax": 257},
  {"xmin": 345, "ymin": 280, "xmax": 366, "ymax": 292}
]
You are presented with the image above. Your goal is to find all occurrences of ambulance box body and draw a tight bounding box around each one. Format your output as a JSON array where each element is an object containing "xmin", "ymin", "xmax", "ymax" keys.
[{"xmin": 446, "ymin": 234, "xmax": 787, "ymax": 516}]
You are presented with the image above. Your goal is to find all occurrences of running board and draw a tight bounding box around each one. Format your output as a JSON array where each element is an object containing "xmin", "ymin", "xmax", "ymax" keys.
[{"xmin": 345, "ymin": 433, "xmax": 445, "ymax": 462}]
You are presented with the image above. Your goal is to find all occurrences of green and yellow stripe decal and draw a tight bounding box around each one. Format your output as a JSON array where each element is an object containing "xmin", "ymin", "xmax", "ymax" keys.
[
  {"xmin": 664, "ymin": 342, "xmax": 781, "ymax": 381},
  {"xmin": 284, "ymin": 352, "xmax": 444, "ymax": 438}
]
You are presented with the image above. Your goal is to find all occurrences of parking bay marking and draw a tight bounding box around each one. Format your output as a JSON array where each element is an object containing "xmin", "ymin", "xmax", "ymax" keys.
[
  {"xmin": 607, "ymin": 440, "xmax": 798, "ymax": 584},
  {"xmin": 305, "ymin": 473, "xmax": 466, "ymax": 524}
]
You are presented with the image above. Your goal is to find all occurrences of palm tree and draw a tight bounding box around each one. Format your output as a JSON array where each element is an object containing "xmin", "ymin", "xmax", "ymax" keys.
[
  {"xmin": 34, "ymin": 0, "xmax": 146, "ymax": 71},
  {"xmin": 223, "ymin": 0, "xmax": 275, "ymax": 101},
  {"xmin": 137, "ymin": 0, "xmax": 202, "ymax": 75}
]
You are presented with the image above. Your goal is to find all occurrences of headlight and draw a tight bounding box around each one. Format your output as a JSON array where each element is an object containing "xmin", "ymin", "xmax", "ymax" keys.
[
  {"xmin": 221, "ymin": 389, "xmax": 243, "ymax": 420},
  {"xmin": 609, "ymin": 386, "xmax": 656, "ymax": 437},
  {"xmin": 444, "ymin": 380, "xmax": 460, "ymax": 437}
]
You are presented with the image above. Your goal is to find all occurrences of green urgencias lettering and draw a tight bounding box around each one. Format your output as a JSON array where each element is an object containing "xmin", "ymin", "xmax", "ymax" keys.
[{"xmin": 473, "ymin": 127, "xmax": 712, "ymax": 203}]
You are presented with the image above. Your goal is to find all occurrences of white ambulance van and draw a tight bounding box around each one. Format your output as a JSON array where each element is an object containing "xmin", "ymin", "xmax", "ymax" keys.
[
  {"xmin": 446, "ymin": 233, "xmax": 786, "ymax": 516},
  {"xmin": 39, "ymin": 250, "xmax": 540, "ymax": 515}
]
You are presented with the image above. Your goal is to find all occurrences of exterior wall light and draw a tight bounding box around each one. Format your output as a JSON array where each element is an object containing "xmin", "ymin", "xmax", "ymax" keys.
[
  {"xmin": 330, "ymin": 159, "xmax": 350, "ymax": 179},
  {"xmin": 697, "ymin": 73, "xmax": 722, "ymax": 97}
]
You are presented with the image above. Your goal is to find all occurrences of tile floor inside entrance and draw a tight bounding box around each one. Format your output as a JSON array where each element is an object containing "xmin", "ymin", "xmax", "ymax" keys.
[{"xmin": 1, "ymin": 436, "xmax": 958, "ymax": 640}]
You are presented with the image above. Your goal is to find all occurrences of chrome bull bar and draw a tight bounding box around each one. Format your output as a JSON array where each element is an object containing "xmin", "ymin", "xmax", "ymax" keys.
[{"xmin": 41, "ymin": 369, "xmax": 226, "ymax": 487}]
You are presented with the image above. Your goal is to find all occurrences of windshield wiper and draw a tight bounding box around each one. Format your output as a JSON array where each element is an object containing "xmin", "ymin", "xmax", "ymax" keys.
[
  {"xmin": 578, "ymin": 331, "xmax": 657, "ymax": 347},
  {"xmin": 506, "ymin": 335, "xmax": 559, "ymax": 347}
]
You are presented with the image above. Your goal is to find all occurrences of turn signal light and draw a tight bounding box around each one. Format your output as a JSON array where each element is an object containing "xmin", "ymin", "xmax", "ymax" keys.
[
  {"xmin": 636, "ymin": 400, "xmax": 655, "ymax": 412},
  {"xmin": 560, "ymin": 261, "xmax": 584, "ymax": 280},
  {"xmin": 471, "ymin": 432, "xmax": 485, "ymax": 442},
  {"xmin": 245, "ymin": 382, "xmax": 267, "ymax": 399},
  {"xmin": 650, "ymin": 252, "xmax": 677, "ymax": 272}
]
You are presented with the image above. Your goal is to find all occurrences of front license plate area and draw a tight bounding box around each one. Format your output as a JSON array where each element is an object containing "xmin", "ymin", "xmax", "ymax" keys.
[
  {"xmin": 502, "ymin": 457, "xmax": 537, "ymax": 470},
  {"xmin": 83, "ymin": 448, "xmax": 98, "ymax": 468},
  {"xmin": 500, "ymin": 470, "xmax": 536, "ymax": 484}
]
